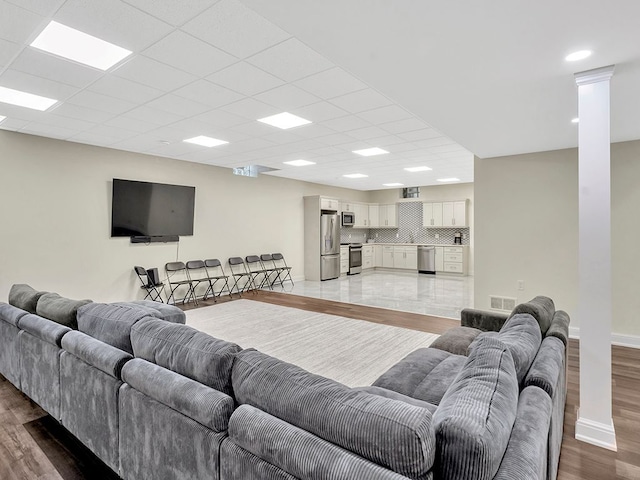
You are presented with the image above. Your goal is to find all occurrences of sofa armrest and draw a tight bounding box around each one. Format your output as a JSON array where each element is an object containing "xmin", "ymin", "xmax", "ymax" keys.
[
  {"xmin": 523, "ymin": 336, "xmax": 565, "ymax": 398},
  {"xmin": 18, "ymin": 313, "xmax": 71, "ymax": 346},
  {"xmin": 61, "ymin": 330, "xmax": 132, "ymax": 379},
  {"xmin": 460, "ymin": 308, "xmax": 509, "ymax": 332},
  {"xmin": 121, "ymin": 358, "xmax": 234, "ymax": 433}
]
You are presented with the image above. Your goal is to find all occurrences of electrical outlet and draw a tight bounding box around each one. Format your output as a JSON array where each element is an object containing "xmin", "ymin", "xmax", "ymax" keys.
[
  {"xmin": 376, "ymin": 233, "xmax": 379, "ymax": 237},
  {"xmin": 348, "ymin": 234, "xmax": 352, "ymax": 239},
  {"xmin": 435, "ymin": 233, "xmax": 439, "ymax": 239},
  {"xmin": 517, "ymin": 280, "xmax": 525, "ymax": 291},
  {"xmin": 463, "ymin": 233, "xmax": 467, "ymax": 239},
  {"xmin": 396, "ymin": 233, "xmax": 399, "ymax": 238}
]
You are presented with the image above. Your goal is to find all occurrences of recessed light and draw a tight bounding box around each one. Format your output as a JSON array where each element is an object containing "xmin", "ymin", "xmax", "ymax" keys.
[
  {"xmin": 0, "ymin": 86, "xmax": 57, "ymax": 111},
  {"xmin": 31, "ymin": 21, "xmax": 132, "ymax": 71},
  {"xmin": 404, "ymin": 166, "xmax": 432, "ymax": 172},
  {"xmin": 283, "ymin": 159, "xmax": 316, "ymax": 167},
  {"xmin": 353, "ymin": 147, "xmax": 389, "ymax": 157},
  {"xmin": 383, "ymin": 183, "xmax": 404, "ymax": 187},
  {"xmin": 565, "ymin": 50, "xmax": 591, "ymax": 62},
  {"xmin": 343, "ymin": 173, "xmax": 368, "ymax": 179},
  {"xmin": 571, "ymin": 118, "xmax": 579, "ymax": 124},
  {"xmin": 437, "ymin": 178, "xmax": 460, "ymax": 183},
  {"xmin": 183, "ymin": 136, "xmax": 228, "ymax": 147},
  {"xmin": 257, "ymin": 112, "xmax": 311, "ymax": 130}
]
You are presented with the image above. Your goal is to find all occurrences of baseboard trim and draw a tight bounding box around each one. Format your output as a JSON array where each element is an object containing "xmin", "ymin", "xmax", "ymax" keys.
[
  {"xmin": 575, "ymin": 412, "xmax": 617, "ymax": 451},
  {"xmin": 568, "ymin": 326, "xmax": 640, "ymax": 349}
]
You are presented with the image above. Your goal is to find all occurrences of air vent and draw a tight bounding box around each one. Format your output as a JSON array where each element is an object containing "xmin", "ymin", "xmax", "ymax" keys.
[
  {"xmin": 489, "ymin": 295, "xmax": 517, "ymax": 312},
  {"xmin": 232, "ymin": 165, "xmax": 279, "ymax": 177}
]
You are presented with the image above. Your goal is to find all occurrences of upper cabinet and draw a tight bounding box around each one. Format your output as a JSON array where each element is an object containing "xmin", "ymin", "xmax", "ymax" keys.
[
  {"xmin": 353, "ymin": 203, "xmax": 369, "ymax": 228},
  {"xmin": 368, "ymin": 205, "xmax": 380, "ymax": 228},
  {"xmin": 321, "ymin": 197, "xmax": 340, "ymax": 211},
  {"xmin": 423, "ymin": 200, "xmax": 468, "ymax": 227},
  {"xmin": 378, "ymin": 204, "xmax": 398, "ymax": 228}
]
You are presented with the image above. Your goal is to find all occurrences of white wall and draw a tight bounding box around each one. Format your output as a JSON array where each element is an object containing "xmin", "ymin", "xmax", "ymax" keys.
[
  {"xmin": 475, "ymin": 140, "xmax": 640, "ymax": 338},
  {"xmin": 0, "ymin": 131, "xmax": 368, "ymax": 303}
]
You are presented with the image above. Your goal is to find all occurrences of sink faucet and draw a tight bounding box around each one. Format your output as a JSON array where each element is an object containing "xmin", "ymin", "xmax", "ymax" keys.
[{"xmin": 408, "ymin": 231, "xmax": 414, "ymax": 243}]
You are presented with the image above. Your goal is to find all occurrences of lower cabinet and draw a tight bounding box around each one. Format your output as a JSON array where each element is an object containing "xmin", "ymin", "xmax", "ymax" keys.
[
  {"xmin": 363, "ymin": 245, "xmax": 374, "ymax": 270},
  {"xmin": 435, "ymin": 247, "xmax": 444, "ymax": 272},
  {"xmin": 374, "ymin": 245, "xmax": 383, "ymax": 267},
  {"xmin": 442, "ymin": 246, "xmax": 467, "ymax": 274},
  {"xmin": 392, "ymin": 246, "xmax": 417, "ymax": 270},
  {"xmin": 340, "ymin": 246, "xmax": 349, "ymax": 275},
  {"xmin": 382, "ymin": 246, "xmax": 394, "ymax": 268}
]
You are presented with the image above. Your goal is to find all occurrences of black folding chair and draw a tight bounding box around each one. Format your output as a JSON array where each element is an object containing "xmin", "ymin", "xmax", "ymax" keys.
[
  {"xmin": 245, "ymin": 255, "xmax": 271, "ymax": 290},
  {"xmin": 259, "ymin": 254, "xmax": 281, "ymax": 288},
  {"xmin": 203, "ymin": 259, "xmax": 232, "ymax": 301},
  {"xmin": 165, "ymin": 261, "xmax": 196, "ymax": 305},
  {"xmin": 134, "ymin": 266, "xmax": 165, "ymax": 302},
  {"xmin": 271, "ymin": 253, "xmax": 294, "ymax": 287},
  {"xmin": 186, "ymin": 260, "xmax": 211, "ymax": 304},
  {"xmin": 227, "ymin": 257, "xmax": 255, "ymax": 297}
]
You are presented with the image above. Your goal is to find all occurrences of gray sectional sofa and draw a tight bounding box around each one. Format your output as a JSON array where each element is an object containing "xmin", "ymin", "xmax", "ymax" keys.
[{"xmin": 0, "ymin": 284, "xmax": 569, "ymax": 480}]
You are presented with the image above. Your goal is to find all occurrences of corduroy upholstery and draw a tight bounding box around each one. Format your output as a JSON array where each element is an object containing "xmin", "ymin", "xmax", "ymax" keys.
[
  {"xmin": 429, "ymin": 326, "xmax": 482, "ymax": 356},
  {"xmin": 460, "ymin": 308, "xmax": 509, "ymax": 331},
  {"xmin": 509, "ymin": 296, "xmax": 555, "ymax": 335},
  {"xmin": 220, "ymin": 439, "xmax": 299, "ymax": 480},
  {"xmin": 0, "ymin": 302, "xmax": 29, "ymax": 388},
  {"xmin": 546, "ymin": 310, "xmax": 570, "ymax": 346},
  {"xmin": 35, "ymin": 292, "xmax": 92, "ymax": 329},
  {"xmin": 8, "ymin": 284, "xmax": 47, "ymax": 314},
  {"xmin": 115, "ymin": 300, "xmax": 186, "ymax": 324}
]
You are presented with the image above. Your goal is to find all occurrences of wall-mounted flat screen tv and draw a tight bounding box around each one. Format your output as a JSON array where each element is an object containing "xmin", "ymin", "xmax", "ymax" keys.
[{"xmin": 111, "ymin": 179, "xmax": 195, "ymax": 239}]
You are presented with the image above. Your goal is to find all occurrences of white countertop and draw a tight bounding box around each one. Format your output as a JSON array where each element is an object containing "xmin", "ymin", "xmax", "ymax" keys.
[{"xmin": 363, "ymin": 242, "xmax": 468, "ymax": 247}]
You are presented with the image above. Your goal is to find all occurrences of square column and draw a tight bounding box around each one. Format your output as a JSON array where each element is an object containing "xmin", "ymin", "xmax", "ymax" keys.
[{"xmin": 574, "ymin": 65, "xmax": 617, "ymax": 451}]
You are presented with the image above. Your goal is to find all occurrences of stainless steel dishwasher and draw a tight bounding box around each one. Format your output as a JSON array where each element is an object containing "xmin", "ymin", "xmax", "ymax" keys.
[{"xmin": 418, "ymin": 246, "xmax": 436, "ymax": 274}]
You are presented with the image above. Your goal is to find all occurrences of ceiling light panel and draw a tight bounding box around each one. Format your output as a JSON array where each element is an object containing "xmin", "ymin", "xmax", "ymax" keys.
[
  {"xmin": 353, "ymin": 147, "xmax": 389, "ymax": 156},
  {"xmin": 383, "ymin": 183, "xmax": 403, "ymax": 187},
  {"xmin": 343, "ymin": 173, "xmax": 368, "ymax": 178},
  {"xmin": 404, "ymin": 166, "xmax": 432, "ymax": 172},
  {"xmin": 437, "ymin": 178, "xmax": 460, "ymax": 182},
  {"xmin": 258, "ymin": 112, "xmax": 312, "ymax": 130},
  {"xmin": 0, "ymin": 86, "xmax": 57, "ymax": 111},
  {"xmin": 565, "ymin": 50, "xmax": 592, "ymax": 62},
  {"xmin": 283, "ymin": 159, "xmax": 316, "ymax": 166},
  {"xmin": 31, "ymin": 21, "xmax": 132, "ymax": 70},
  {"xmin": 183, "ymin": 135, "xmax": 228, "ymax": 147}
]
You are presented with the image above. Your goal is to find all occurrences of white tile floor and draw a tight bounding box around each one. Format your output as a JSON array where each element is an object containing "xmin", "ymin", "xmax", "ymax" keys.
[{"xmin": 283, "ymin": 270, "xmax": 474, "ymax": 319}]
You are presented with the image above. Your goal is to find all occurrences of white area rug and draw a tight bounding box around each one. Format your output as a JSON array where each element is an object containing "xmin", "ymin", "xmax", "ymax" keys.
[{"xmin": 186, "ymin": 300, "xmax": 438, "ymax": 387}]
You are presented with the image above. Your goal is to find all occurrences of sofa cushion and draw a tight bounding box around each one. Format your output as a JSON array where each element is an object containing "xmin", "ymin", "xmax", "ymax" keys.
[
  {"xmin": 430, "ymin": 326, "xmax": 482, "ymax": 356},
  {"xmin": 352, "ymin": 386, "xmax": 438, "ymax": 414},
  {"xmin": 8, "ymin": 284, "xmax": 47, "ymax": 314},
  {"xmin": 372, "ymin": 347, "xmax": 467, "ymax": 405},
  {"xmin": 18, "ymin": 314, "xmax": 71, "ymax": 346},
  {"xmin": 0, "ymin": 302, "xmax": 30, "ymax": 327},
  {"xmin": 130, "ymin": 318, "xmax": 241, "ymax": 396},
  {"xmin": 433, "ymin": 335, "xmax": 519, "ymax": 480},
  {"xmin": 509, "ymin": 296, "xmax": 555, "ymax": 335},
  {"xmin": 546, "ymin": 310, "xmax": 570, "ymax": 346},
  {"xmin": 36, "ymin": 293, "xmax": 92, "ymax": 329},
  {"xmin": 61, "ymin": 330, "xmax": 133, "ymax": 379},
  {"xmin": 77, "ymin": 303, "xmax": 156, "ymax": 354},
  {"xmin": 115, "ymin": 300, "xmax": 186, "ymax": 324},
  {"xmin": 524, "ymin": 336, "xmax": 565, "ymax": 398},
  {"xmin": 232, "ymin": 349, "xmax": 436, "ymax": 479}
]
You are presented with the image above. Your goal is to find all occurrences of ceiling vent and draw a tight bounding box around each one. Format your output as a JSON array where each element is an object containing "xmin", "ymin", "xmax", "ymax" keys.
[
  {"xmin": 402, "ymin": 187, "xmax": 420, "ymax": 198},
  {"xmin": 232, "ymin": 165, "xmax": 279, "ymax": 177},
  {"xmin": 489, "ymin": 295, "xmax": 517, "ymax": 312}
]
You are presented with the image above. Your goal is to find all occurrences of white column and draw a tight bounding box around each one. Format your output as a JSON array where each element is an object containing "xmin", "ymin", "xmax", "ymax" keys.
[{"xmin": 574, "ymin": 65, "xmax": 617, "ymax": 451}]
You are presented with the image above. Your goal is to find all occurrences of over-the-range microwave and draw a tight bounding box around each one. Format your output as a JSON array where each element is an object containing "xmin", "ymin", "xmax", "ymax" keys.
[{"xmin": 341, "ymin": 211, "xmax": 355, "ymax": 226}]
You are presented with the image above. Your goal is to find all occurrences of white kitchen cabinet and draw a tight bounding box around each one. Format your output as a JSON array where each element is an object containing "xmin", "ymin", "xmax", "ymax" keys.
[
  {"xmin": 435, "ymin": 247, "xmax": 444, "ymax": 272},
  {"xmin": 363, "ymin": 245, "xmax": 374, "ymax": 270},
  {"xmin": 353, "ymin": 203, "xmax": 369, "ymax": 228},
  {"xmin": 442, "ymin": 246, "xmax": 468, "ymax": 274},
  {"xmin": 393, "ymin": 246, "xmax": 417, "ymax": 269},
  {"xmin": 368, "ymin": 205, "xmax": 380, "ymax": 228},
  {"xmin": 379, "ymin": 204, "xmax": 398, "ymax": 228},
  {"xmin": 382, "ymin": 246, "xmax": 394, "ymax": 268},
  {"xmin": 321, "ymin": 197, "xmax": 340, "ymax": 211},
  {"xmin": 374, "ymin": 245, "xmax": 383, "ymax": 267},
  {"xmin": 340, "ymin": 202, "xmax": 352, "ymax": 213},
  {"xmin": 423, "ymin": 202, "xmax": 443, "ymax": 227},
  {"xmin": 442, "ymin": 201, "xmax": 467, "ymax": 227},
  {"xmin": 340, "ymin": 246, "xmax": 349, "ymax": 274}
]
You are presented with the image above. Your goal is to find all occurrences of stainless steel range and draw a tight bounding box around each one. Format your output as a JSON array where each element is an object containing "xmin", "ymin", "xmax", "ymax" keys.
[{"xmin": 348, "ymin": 243, "xmax": 362, "ymax": 275}]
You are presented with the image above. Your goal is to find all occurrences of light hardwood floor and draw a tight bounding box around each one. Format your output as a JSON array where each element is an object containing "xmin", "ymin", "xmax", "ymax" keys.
[{"xmin": 0, "ymin": 290, "xmax": 638, "ymax": 479}]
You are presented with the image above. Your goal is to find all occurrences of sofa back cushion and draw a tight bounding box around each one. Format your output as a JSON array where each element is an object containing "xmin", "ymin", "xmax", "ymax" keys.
[
  {"xmin": 546, "ymin": 310, "xmax": 570, "ymax": 346},
  {"xmin": 232, "ymin": 349, "xmax": 436, "ymax": 479},
  {"xmin": 524, "ymin": 336, "xmax": 565, "ymax": 398},
  {"xmin": 433, "ymin": 335, "xmax": 519, "ymax": 480},
  {"xmin": 35, "ymin": 293, "xmax": 92, "ymax": 329},
  {"xmin": 509, "ymin": 296, "xmax": 555, "ymax": 335},
  {"xmin": 130, "ymin": 318, "xmax": 241, "ymax": 396},
  {"xmin": 9, "ymin": 284, "xmax": 47, "ymax": 314},
  {"xmin": 77, "ymin": 303, "xmax": 156, "ymax": 354},
  {"xmin": 114, "ymin": 300, "xmax": 186, "ymax": 324}
]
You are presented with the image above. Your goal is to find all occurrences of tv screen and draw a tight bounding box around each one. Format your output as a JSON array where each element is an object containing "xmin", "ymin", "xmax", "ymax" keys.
[{"xmin": 111, "ymin": 179, "xmax": 195, "ymax": 238}]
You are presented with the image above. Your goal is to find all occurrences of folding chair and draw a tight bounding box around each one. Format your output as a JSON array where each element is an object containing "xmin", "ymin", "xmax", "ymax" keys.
[
  {"xmin": 185, "ymin": 260, "xmax": 210, "ymax": 304},
  {"xmin": 272, "ymin": 253, "xmax": 294, "ymax": 287},
  {"xmin": 227, "ymin": 257, "xmax": 255, "ymax": 297},
  {"xmin": 165, "ymin": 261, "xmax": 196, "ymax": 305},
  {"xmin": 259, "ymin": 254, "xmax": 282, "ymax": 288},
  {"xmin": 134, "ymin": 266, "xmax": 165, "ymax": 302},
  {"xmin": 203, "ymin": 259, "xmax": 232, "ymax": 301},
  {"xmin": 245, "ymin": 255, "xmax": 271, "ymax": 291}
]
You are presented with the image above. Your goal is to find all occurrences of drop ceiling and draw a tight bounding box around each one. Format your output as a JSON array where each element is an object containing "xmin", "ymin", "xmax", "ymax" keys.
[{"xmin": 4, "ymin": 2, "xmax": 638, "ymax": 191}]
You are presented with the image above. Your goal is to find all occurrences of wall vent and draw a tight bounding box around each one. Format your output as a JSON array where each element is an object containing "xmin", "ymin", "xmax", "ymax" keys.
[{"xmin": 489, "ymin": 295, "xmax": 517, "ymax": 312}]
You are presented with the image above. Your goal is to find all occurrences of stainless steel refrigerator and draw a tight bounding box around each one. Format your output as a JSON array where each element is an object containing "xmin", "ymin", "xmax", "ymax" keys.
[{"xmin": 320, "ymin": 213, "xmax": 340, "ymax": 280}]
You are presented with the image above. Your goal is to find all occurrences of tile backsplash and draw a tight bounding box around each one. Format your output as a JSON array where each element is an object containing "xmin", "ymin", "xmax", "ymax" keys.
[{"xmin": 340, "ymin": 202, "xmax": 470, "ymax": 245}]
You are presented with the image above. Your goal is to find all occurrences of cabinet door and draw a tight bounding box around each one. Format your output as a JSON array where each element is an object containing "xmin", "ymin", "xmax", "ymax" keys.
[
  {"xmin": 354, "ymin": 203, "xmax": 368, "ymax": 228},
  {"xmin": 369, "ymin": 205, "xmax": 380, "ymax": 228},
  {"xmin": 405, "ymin": 246, "xmax": 418, "ymax": 270},
  {"xmin": 392, "ymin": 246, "xmax": 403, "ymax": 268},
  {"xmin": 382, "ymin": 246, "xmax": 394, "ymax": 267},
  {"xmin": 453, "ymin": 201, "xmax": 467, "ymax": 227},
  {"xmin": 435, "ymin": 247, "xmax": 444, "ymax": 272},
  {"xmin": 432, "ymin": 202, "xmax": 443, "ymax": 227},
  {"xmin": 386, "ymin": 204, "xmax": 398, "ymax": 227},
  {"xmin": 442, "ymin": 202, "xmax": 454, "ymax": 226},
  {"xmin": 374, "ymin": 245, "xmax": 383, "ymax": 267},
  {"xmin": 423, "ymin": 203, "xmax": 433, "ymax": 226}
]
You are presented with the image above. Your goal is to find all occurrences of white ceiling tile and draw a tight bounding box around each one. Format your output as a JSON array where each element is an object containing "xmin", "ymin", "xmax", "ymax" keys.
[
  {"xmin": 294, "ymin": 67, "xmax": 367, "ymax": 99},
  {"xmin": 146, "ymin": 141, "xmax": 206, "ymax": 157},
  {"xmin": 0, "ymin": 69, "xmax": 78, "ymax": 101},
  {"xmin": 89, "ymin": 75, "xmax": 163, "ymax": 104},
  {"xmin": 121, "ymin": 0, "xmax": 214, "ymax": 27},
  {"xmin": 220, "ymin": 98, "xmax": 276, "ymax": 120},
  {"xmin": 146, "ymin": 124, "xmax": 201, "ymax": 143},
  {"xmin": 346, "ymin": 125, "xmax": 389, "ymax": 141},
  {"xmin": 430, "ymin": 144, "xmax": 469, "ymax": 154},
  {"xmin": 168, "ymin": 118, "xmax": 238, "ymax": 140},
  {"xmin": 223, "ymin": 137, "xmax": 275, "ymax": 153},
  {"xmin": 320, "ymin": 115, "xmax": 370, "ymax": 132},
  {"xmin": 6, "ymin": 0, "xmax": 65, "ymax": 17},
  {"xmin": 207, "ymin": 61, "xmax": 284, "ymax": 96},
  {"xmin": 329, "ymin": 89, "xmax": 393, "ymax": 114},
  {"xmin": 0, "ymin": 38, "xmax": 22, "ymax": 69},
  {"xmin": 20, "ymin": 122, "xmax": 75, "ymax": 139},
  {"xmin": 146, "ymin": 93, "xmax": 211, "ymax": 117},
  {"xmin": 67, "ymin": 131, "xmax": 123, "ymax": 147},
  {"xmin": 412, "ymin": 137, "xmax": 457, "ymax": 148},
  {"xmin": 0, "ymin": 2, "xmax": 44, "ymax": 44},
  {"xmin": 173, "ymin": 79, "xmax": 243, "ymax": 109},
  {"xmin": 397, "ymin": 128, "xmax": 442, "ymax": 141},
  {"xmin": 229, "ymin": 120, "xmax": 274, "ymax": 138},
  {"xmin": 49, "ymin": 103, "xmax": 115, "ymax": 123},
  {"xmin": 113, "ymin": 55, "xmax": 197, "ymax": 92},
  {"xmin": 143, "ymin": 30, "xmax": 237, "ymax": 77},
  {"xmin": 292, "ymin": 101, "xmax": 348, "ymax": 123},
  {"xmin": 182, "ymin": 0, "xmax": 290, "ymax": 58},
  {"xmin": 103, "ymin": 116, "xmax": 157, "ymax": 134},
  {"xmin": 260, "ymin": 130, "xmax": 303, "ymax": 145},
  {"xmin": 35, "ymin": 113, "xmax": 96, "ymax": 132},
  {"xmin": 54, "ymin": 0, "xmax": 173, "ymax": 51},
  {"xmin": 82, "ymin": 123, "xmax": 137, "ymax": 142},
  {"xmin": 66, "ymin": 90, "xmax": 137, "ymax": 115},
  {"xmin": 307, "ymin": 146, "xmax": 344, "ymax": 156},
  {"xmin": 289, "ymin": 123, "xmax": 336, "ymax": 139},
  {"xmin": 380, "ymin": 117, "xmax": 431, "ymax": 134},
  {"xmin": 110, "ymin": 133, "xmax": 170, "ymax": 152},
  {"xmin": 0, "ymin": 117, "xmax": 30, "ymax": 131},
  {"xmin": 254, "ymin": 84, "xmax": 319, "ymax": 110},
  {"xmin": 121, "ymin": 105, "xmax": 183, "ymax": 126},
  {"xmin": 315, "ymin": 132, "xmax": 358, "ymax": 146},
  {"xmin": 10, "ymin": 48, "xmax": 103, "ymax": 89},
  {"xmin": 247, "ymin": 38, "xmax": 333, "ymax": 82},
  {"xmin": 192, "ymin": 109, "xmax": 248, "ymax": 129},
  {"xmin": 358, "ymin": 104, "xmax": 414, "ymax": 125},
  {"xmin": 368, "ymin": 135, "xmax": 409, "ymax": 147}
]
